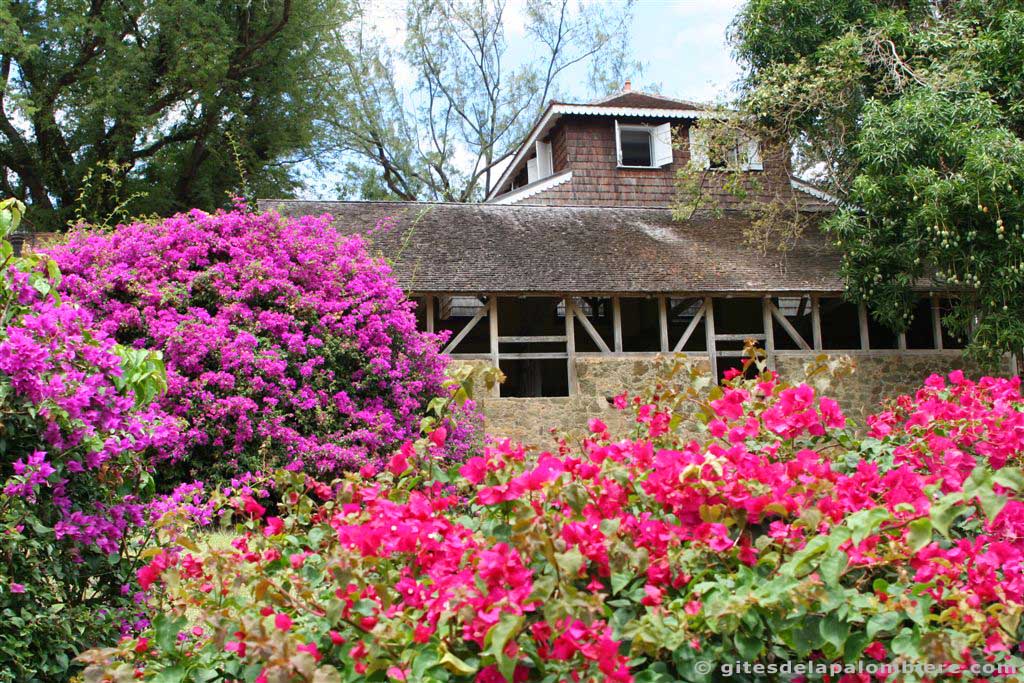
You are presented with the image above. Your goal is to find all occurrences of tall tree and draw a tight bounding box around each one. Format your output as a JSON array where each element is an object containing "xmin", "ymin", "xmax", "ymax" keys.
[
  {"xmin": 728, "ymin": 0, "xmax": 1024, "ymax": 367},
  {"xmin": 322, "ymin": 0, "xmax": 640, "ymax": 202},
  {"xmin": 1, "ymin": 0, "xmax": 350, "ymax": 227}
]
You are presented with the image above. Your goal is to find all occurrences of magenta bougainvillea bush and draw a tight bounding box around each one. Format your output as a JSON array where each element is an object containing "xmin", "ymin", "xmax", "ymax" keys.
[
  {"xmin": 48, "ymin": 207, "xmax": 451, "ymax": 478},
  {"xmin": 80, "ymin": 362, "xmax": 1024, "ymax": 683},
  {"xmin": 0, "ymin": 200, "xmax": 179, "ymax": 681}
]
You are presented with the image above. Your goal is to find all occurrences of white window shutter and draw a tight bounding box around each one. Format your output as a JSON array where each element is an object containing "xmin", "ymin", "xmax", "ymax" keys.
[
  {"xmin": 535, "ymin": 141, "xmax": 553, "ymax": 178},
  {"xmin": 742, "ymin": 138, "xmax": 763, "ymax": 171},
  {"xmin": 652, "ymin": 122, "xmax": 673, "ymax": 166},
  {"xmin": 614, "ymin": 120, "xmax": 623, "ymax": 166},
  {"xmin": 688, "ymin": 126, "xmax": 709, "ymax": 169},
  {"xmin": 526, "ymin": 158, "xmax": 539, "ymax": 184}
]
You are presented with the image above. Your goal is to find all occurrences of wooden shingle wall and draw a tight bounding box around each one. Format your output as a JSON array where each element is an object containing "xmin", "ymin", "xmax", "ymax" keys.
[{"xmin": 517, "ymin": 116, "xmax": 818, "ymax": 209}]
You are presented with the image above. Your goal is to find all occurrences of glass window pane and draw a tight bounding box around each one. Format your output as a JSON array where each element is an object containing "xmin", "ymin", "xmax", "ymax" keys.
[{"xmin": 620, "ymin": 129, "xmax": 652, "ymax": 166}]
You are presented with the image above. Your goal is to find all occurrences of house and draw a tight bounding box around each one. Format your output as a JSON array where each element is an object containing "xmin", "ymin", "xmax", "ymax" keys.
[{"xmin": 264, "ymin": 85, "xmax": 1002, "ymax": 442}]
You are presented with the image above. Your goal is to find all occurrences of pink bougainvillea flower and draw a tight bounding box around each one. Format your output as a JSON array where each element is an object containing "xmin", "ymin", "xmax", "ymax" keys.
[
  {"xmin": 242, "ymin": 495, "xmax": 266, "ymax": 519},
  {"xmin": 387, "ymin": 450, "xmax": 410, "ymax": 477},
  {"xmin": 274, "ymin": 612, "xmax": 293, "ymax": 632},
  {"xmin": 264, "ymin": 516, "xmax": 284, "ymax": 537},
  {"xmin": 429, "ymin": 426, "xmax": 447, "ymax": 448}
]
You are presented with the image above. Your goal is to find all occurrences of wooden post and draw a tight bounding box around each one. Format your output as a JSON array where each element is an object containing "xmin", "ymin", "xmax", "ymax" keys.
[
  {"xmin": 762, "ymin": 296, "xmax": 775, "ymax": 369},
  {"xmin": 565, "ymin": 296, "xmax": 577, "ymax": 396},
  {"xmin": 931, "ymin": 295, "xmax": 943, "ymax": 350},
  {"xmin": 898, "ymin": 331, "xmax": 907, "ymax": 351},
  {"xmin": 658, "ymin": 296, "xmax": 669, "ymax": 353},
  {"xmin": 704, "ymin": 296, "xmax": 718, "ymax": 382},
  {"xmin": 425, "ymin": 295, "xmax": 435, "ymax": 334},
  {"xmin": 810, "ymin": 295, "xmax": 822, "ymax": 350},
  {"xmin": 858, "ymin": 303, "xmax": 870, "ymax": 351},
  {"xmin": 612, "ymin": 296, "xmax": 623, "ymax": 353},
  {"xmin": 489, "ymin": 296, "xmax": 500, "ymax": 397}
]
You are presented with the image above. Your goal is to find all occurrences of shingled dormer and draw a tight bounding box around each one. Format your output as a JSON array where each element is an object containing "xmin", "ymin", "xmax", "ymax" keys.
[{"xmin": 486, "ymin": 83, "xmax": 791, "ymax": 208}]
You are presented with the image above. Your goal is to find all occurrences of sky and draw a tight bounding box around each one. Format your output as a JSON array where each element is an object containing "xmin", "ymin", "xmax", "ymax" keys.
[{"xmin": 628, "ymin": 0, "xmax": 745, "ymax": 103}]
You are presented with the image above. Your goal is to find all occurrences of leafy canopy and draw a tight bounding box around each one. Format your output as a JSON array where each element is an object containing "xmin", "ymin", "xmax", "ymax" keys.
[
  {"xmin": 0, "ymin": 0, "xmax": 351, "ymax": 227},
  {"xmin": 729, "ymin": 0, "xmax": 1024, "ymax": 367}
]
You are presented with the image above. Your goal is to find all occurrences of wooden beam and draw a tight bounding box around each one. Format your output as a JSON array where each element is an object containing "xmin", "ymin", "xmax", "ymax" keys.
[
  {"xmin": 715, "ymin": 333, "xmax": 767, "ymax": 341},
  {"xmin": 671, "ymin": 303, "xmax": 705, "ymax": 352},
  {"xmin": 612, "ymin": 296, "xmax": 623, "ymax": 353},
  {"xmin": 931, "ymin": 295, "xmax": 943, "ymax": 350},
  {"xmin": 810, "ymin": 295, "xmax": 822, "ymax": 350},
  {"xmin": 497, "ymin": 335, "xmax": 567, "ymax": 343},
  {"xmin": 704, "ymin": 297, "xmax": 718, "ymax": 382},
  {"xmin": 498, "ymin": 352, "xmax": 569, "ymax": 360},
  {"xmin": 565, "ymin": 296, "xmax": 577, "ymax": 396},
  {"xmin": 767, "ymin": 299, "xmax": 811, "ymax": 350},
  {"xmin": 570, "ymin": 298, "xmax": 612, "ymax": 353},
  {"xmin": 442, "ymin": 300, "xmax": 488, "ymax": 354},
  {"xmin": 425, "ymin": 296, "xmax": 435, "ymax": 334},
  {"xmin": 858, "ymin": 303, "xmax": 870, "ymax": 351},
  {"xmin": 762, "ymin": 297, "xmax": 775, "ymax": 369},
  {"xmin": 717, "ymin": 350, "xmax": 762, "ymax": 358},
  {"xmin": 658, "ymin": 296, "xmax": 669, "ymax": 352},
  {"xmin": 489, "ymin": 296, "xmax": 499, "ymax": 397}
]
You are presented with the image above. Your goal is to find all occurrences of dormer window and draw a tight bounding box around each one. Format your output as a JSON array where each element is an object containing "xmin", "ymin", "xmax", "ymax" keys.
[{"xmin": 615, "ymin": 121, "xmax": 673, "ymax": 168}]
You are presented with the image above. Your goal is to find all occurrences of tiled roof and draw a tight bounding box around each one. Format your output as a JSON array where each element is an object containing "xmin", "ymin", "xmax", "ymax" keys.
[
  {"xmin": 263, "ymin": 200, "xmax": 848, "ymax": 294},
  {"xmin": 575, "ymin": 91, "xmax": 708, "ymax": 110}
]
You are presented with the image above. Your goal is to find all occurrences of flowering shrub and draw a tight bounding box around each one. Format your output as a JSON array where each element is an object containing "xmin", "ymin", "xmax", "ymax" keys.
[
  {"xmin": 78, "ymin": 357, "xmax": 1024, "ymax": 682},
  {"xmin": 47, "ymin": 207, "xmax": 453, "ymax": 478},
  {"xmin": 0, "ymin": 199, "xmax": 178, "ymax": 682}
]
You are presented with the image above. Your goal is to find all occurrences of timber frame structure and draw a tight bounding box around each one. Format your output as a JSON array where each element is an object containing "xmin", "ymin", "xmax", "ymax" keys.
[{"xmin": 417, "ymin": 293, "xmax": 974, "ymax": 397}]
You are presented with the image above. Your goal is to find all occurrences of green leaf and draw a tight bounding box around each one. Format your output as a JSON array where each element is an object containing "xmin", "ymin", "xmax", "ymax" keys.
[
  {"xmin": 153, "ymin": 614, "xmax": 187, "ymax": 653},
  {"xmin": 154, "ymin": 665, "xmax": 187, "ymax": 683},
  {"xmin": 554, "ymin": 548, "xmax": 585, "ymax": 578},
  {"xmin": 611, "ymin": 572, "xmax": 632, "ymax": 595},
  {"xmin": 907, "ymin": 517, "xmax": 932, "ymax": 551},
  {"xmin": 866, "ymin": 611, "xmax": 901, "ymax": 640},
  {"xmin": 889, "ymin": 628, "xmax": 918, "ymax": 657},
  {"xmin": 820, "ymin": 612, "xmax": 850, "ymax": 652},
  {"xmin": 818, "ymin": 551, "xmax": 848, "ymax": 585},
  {"xmin": 845, "ymin": 507, "xmax": 890, "ymax": 545},
  {"xmin": 784, "ymin": 535, "xmax": 830, "ymax": 577},
  {"xmin": 735, "ymin": 631, "xmax": 761, "ymax": 660},
  {"xmin": 439, "ymin": 650, "xmax": 477, "ymax": 676},
  {"xmin": 931, "ymin": 494, "xmax": 968, "ymax": 537},
  {"xmin": 484, "ymin": 612, "xmax": 524, "ymax": 682}
]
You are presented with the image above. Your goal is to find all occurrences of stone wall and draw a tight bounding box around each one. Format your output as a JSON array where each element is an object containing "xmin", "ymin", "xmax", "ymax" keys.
[
  {"xmin": 457, "ymin": 355, "xmax": 706, "ymax": 446},
  {"xmin": 454, "ymin": 351, "xmax": 1014, "ymax": 446},
  {"xmin": 773, "ymin": 351, "xmax": 1012, "ymax": 425}
]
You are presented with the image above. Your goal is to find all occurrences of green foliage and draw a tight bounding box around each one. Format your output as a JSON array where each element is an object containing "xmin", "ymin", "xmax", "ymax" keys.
[
  {"xmin": 0, "ymin": 0, "xmax": 353, "ymax": 228},
  {"xmin": 0, "ymin": 199, "xmax": 173, "ymax": 682},
  {"xmin": 730, "ymin": 0, "xmax": 1024, "ymax": 367}
]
